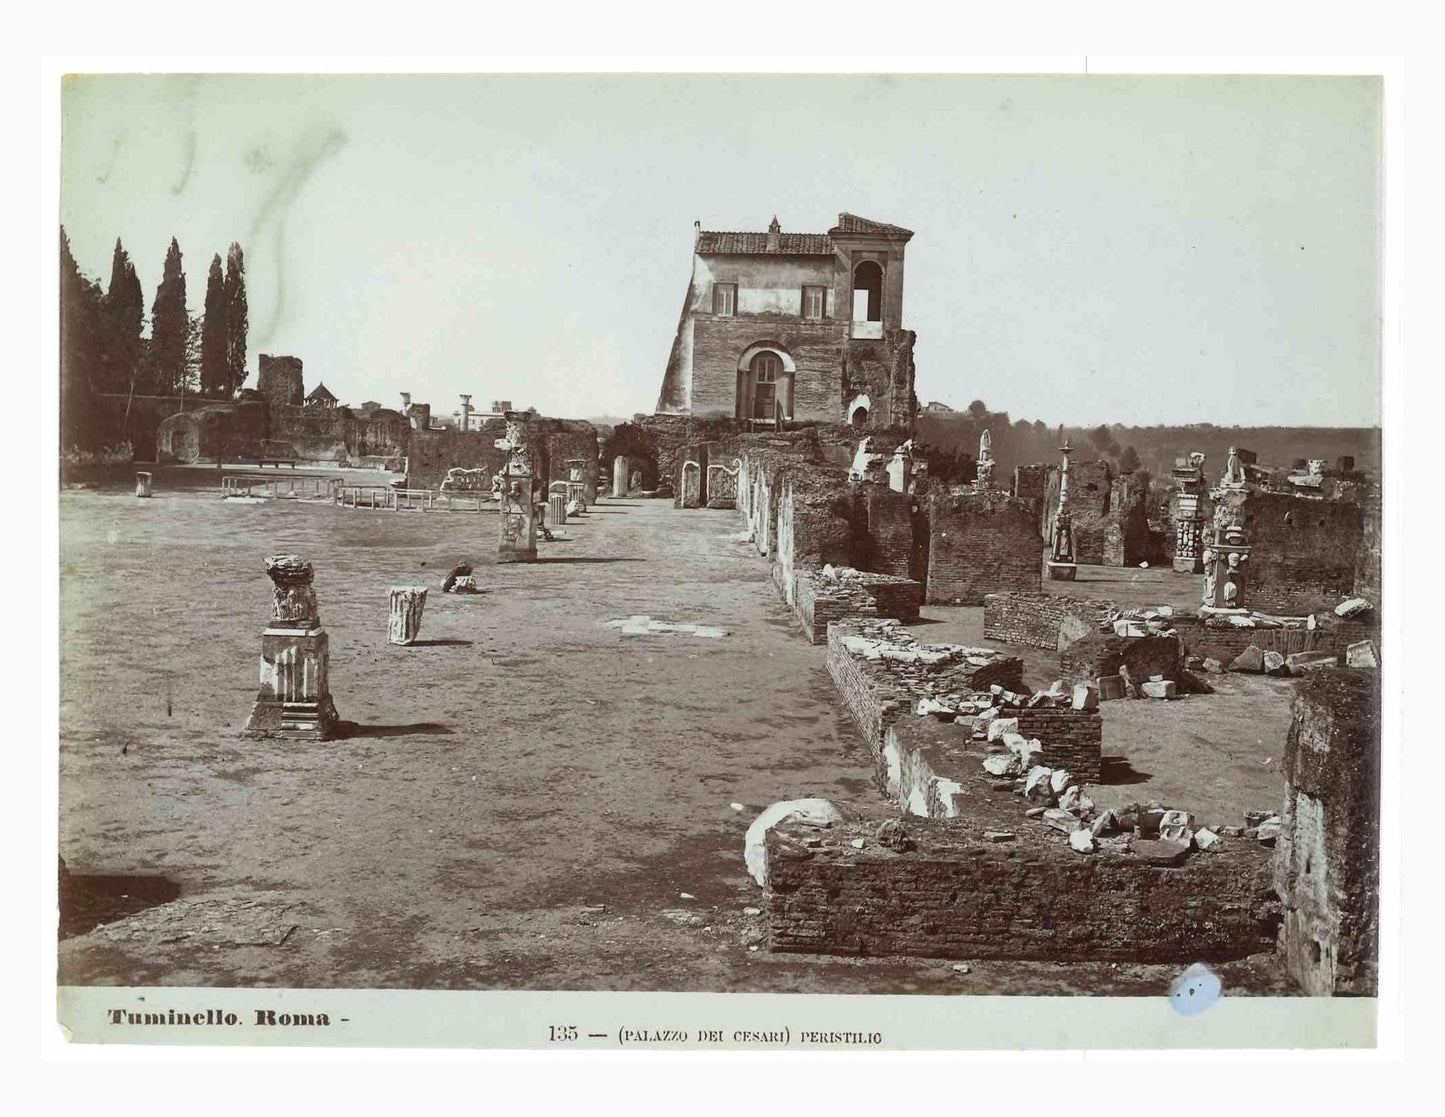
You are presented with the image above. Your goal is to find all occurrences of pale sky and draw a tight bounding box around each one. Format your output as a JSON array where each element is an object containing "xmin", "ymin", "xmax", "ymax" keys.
[{"xmin": 60, "ymin": 74, "xmax": 1382, "ymax": 427}]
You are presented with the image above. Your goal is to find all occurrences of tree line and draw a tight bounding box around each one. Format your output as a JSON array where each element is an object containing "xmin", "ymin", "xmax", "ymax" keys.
[
  {"xmin": 915, "ymin": 400, "xmax": 1141, "ymax": 484},
  {"xmin": 61, "ymin": 228, "xmax": 250, "ymax": 425}
]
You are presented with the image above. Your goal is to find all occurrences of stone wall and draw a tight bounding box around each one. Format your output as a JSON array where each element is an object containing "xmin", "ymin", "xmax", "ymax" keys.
[
  {"xmin": 257, "ymin": 354, "xmax": 304, "ymax": 407},
  {"xmin": 925, "ymin": 490, "xmax": 1042, "ymax": 605},
  {"xmin": 1167, "ymin": 614, "xmax": 1377, "ymax": 665},
  {"xmin": 406, "ymin": 418, "xmax": 599, "ymax": 494},
  {"xmin": 1275, "ymin": 669, "xmax": 1380, "ymax": 995},
  {"xmin": 854, "ymin": 485, "xmax": 915, "ymax": 579},
  {"xmin": 1059, "ymin": 631, "xmax": 1185, "ymax": 690},
  {"xmin": 766, "ymin": 817, "xmax": 1279, "ymax": 962},
  {"xmin": 982, "ymin": 592, "xmax": 1118, "ymax": 651}
]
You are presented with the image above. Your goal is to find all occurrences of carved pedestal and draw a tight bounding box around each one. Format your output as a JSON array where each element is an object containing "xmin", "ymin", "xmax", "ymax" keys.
[
  {"xmin": 387, "ymin": 586, "xmax": 428, "ymax": 646},
  {"xmin": 1046, "ymin": 561, "xmax": 1078, "ymax": 582},
  {"xmin": 245, "ymin": 555, "xmax": 339, "ymax": 740}
]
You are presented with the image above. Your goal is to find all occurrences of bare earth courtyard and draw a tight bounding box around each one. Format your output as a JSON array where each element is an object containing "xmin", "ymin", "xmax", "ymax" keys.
[{"xmin": 58, "ymin": 471, "xmax": 1297, "ymax": 995}]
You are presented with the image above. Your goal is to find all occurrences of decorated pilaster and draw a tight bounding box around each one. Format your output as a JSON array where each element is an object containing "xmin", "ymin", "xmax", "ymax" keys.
[
  {"xmin": 244, "ymin": 555, "xmax": 340, "ymax": 740},
  {"xmin": 497, "ymin": 411, "xmax": 538, "ymax": 563},
  {"xmin": 1046, "ymin": 439, "xmax": 1077, "ymax": 581},
  {"xmin": 1170, "ymin": 451, "xmax": 1207, "ymax": 573},
  {"xmin": 1202, "ymin": 511, "xmax": 1251, "ymax": 612}
]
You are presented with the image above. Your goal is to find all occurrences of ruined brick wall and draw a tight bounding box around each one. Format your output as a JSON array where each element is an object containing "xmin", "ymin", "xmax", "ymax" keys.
[
  {"xmin": 766, "ymin": 819, "xmax": 1279, "ymax": 962},
  {"xmin": 155, "ymin": 401, "xmax": 270, "ymax": 463},
  {"xmin": 855, "ymin": 485, "xmax": 915, "ymax": 577},
  {"xmin": 773, "ymin": 469, "xmax": 856, "ymax": 605},
  {"xmin": 840, "ymin": 328, "xmax": 917, "ymax": 430},
  {"xmin": 824, "ymin": 621, "xmax": 902, "ymax": 755},
  {"xmin": 1276, "ymin": 669, "xmax": 1380, "ymax": 995},
  {"xmin": 982, "ymin": 592, "xmax": 1117, "ymax": 651},
  {"xmin": 1234, "ymin": 491, "xmax": 1364, "ymax": 615},
  {"xmin": 406, "ymin": 421, "xmax": 508, "ymax": 491},
  {"xmin": 268, "ymin": 403, "xmax": 350, "ymax": 461},
  {"xmin": 925, "ymin": 491, "xmax": 1042, "ymax": 605},
  {"xmin": 1044, "ymin": 458, "xmax": 1112, "ymax": 541},
  {"xmin": 345, "ymin": 408, "xmax": 410, "ymax": 466},
  {"xmin": 1353, "ymin": 500, "xmax": 1381, "ymax": 604},
  {"xmin": 257, "ymin": 354, "xmax": 304, "ymax": 407},
  {"xmin": 1011, "ymin": 708, "xmax": 1102, "ymax": 782},
  {"xmin": 1013, "ymin": 463, "xmax": 1049, "ymax": 507},
  {"xmin": 1059, "ymin": 631, "xmax": 1184, "ymax": 690},
  {"xmin": 1167, "ymin": 615, "xmax": 1377, "ymax": 664},
  {"xmin": 1101, "ymin": 479, "xmax": 1153, "ymax": 566}
]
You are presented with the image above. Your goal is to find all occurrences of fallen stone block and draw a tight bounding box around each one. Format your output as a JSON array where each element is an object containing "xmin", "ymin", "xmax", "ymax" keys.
[
  {"xmin": 1069, "ymin": 829, "xmax": 1096, "ymax": 853},
  {"xmin": 1057, "ymin": 785, "xmax": 1083, "ymax": 812},
  {"xmin": 1089, "ymin": 809, "xmax": 1118, "ymax": 837},
  {"xmin": 1346, "ymin": 639, "xmax": 1379, "ymax": 669},
  {"xmin": 1049, "ymin": 768, "xmax": 1076, "ymax": 795},
  {"xmin": 1185, "ymin": 655, "xmax": 1205, "ymax": 671},
  {"xmin": 1098, "ymin": 834, "xmax": 1134, "ymax": 854},
  {"xmin": 1285, "ymin": 651, "xmax": 1339, "ymax": 673},
  {"xmin": 1229, "ymin": 646, "xmax": 1265, "ymax": 673},
  {"xmin": 1141, "ymin": 679, "xmax": 1177, "ymax": 700},
  {"xmin": 1255, "ymin": 817, "xmax": 1283, "ymax": 846},
  {"xmin": 876, "ymin": 818, "xmax": 914, "ymax": 852},
  {"xmin": 982, "ymin": 752, "xmax": 1022, "ymax": 778},
  {"xmin": 1072, "ymin": 683, "xmax": 1099, "ymax": 711},
  {"xmin": 1131, "ymin": 838, "xmax": 1190, "ymax": 866},
  {"xmin": 1042, "ymin": 808, "xmax": 1082, "ymax": 834},
  {"xmin": 1203, "ymin": 657, "xmax": 1224, "ymax": 674},
  {"xmin": 986, "ymin": 717, "xmax": 1020, "ymax": 742},
  {"xmin": 1023, "ymin": 766, "xmax": 1056, "ymax": 804},
  {"xmin": 1096, "ymin": 674, "xmax": 1126, "ymax": 701},
  {"xmin": 1335, "ymin": 597, "xmax": 1374, "ymax": 619},
  {"xmin": 1194, "ymin": 828, "xmax": 1222, "ymax": 852},
  {"xmin": 982, "ymin": 830, "xmax": 1015, "ymax": 843},
  {"xmin": 1263, "ymin": 650, "xmax": 1289, "ymax": 676},
  {"xmin": 1024, "ymin": 807, "xmax": 1046, "ymax": 819},
  {"xmin": 744, "ymin": 798, "xmax": 847, "ymax": 886},
  {"xmin": 1158, "ymin": 810, "xmax": 1194, "ymax": 842}
]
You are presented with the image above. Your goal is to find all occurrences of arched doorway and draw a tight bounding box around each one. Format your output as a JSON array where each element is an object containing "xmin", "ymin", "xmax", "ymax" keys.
[
  {"xmin": 850, "ymin": 405, "xmax": 869, "ymax": 429},
  {"xmin": 736, "ymin": 345, "xmax": 795, "ymax": 422}
]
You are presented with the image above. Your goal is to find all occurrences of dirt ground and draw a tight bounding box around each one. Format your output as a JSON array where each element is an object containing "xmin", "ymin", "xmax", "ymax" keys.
[{"xmin": 56, "ymin": 469, "xmax": 1298, "ymax": 995}]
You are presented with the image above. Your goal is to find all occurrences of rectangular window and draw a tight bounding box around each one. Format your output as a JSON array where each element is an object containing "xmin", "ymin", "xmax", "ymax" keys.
[
  {"xmin": 802, "ymin": 285, "xmax": 825, "ymax": 319},
  {"xmin": 713, "ymin": 283, "xmax": 736, "ymax": 317}
]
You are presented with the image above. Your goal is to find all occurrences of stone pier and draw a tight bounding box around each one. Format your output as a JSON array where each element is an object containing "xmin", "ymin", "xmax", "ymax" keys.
[{"xmin": 244, "ymin": 555, "xmax": 340, "ymax": 740}]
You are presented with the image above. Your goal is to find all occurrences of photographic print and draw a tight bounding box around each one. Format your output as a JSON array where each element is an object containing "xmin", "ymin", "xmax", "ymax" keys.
[{"xmin": 54, "ymin": 71, "xmax": 1385, "ymax": 1049}]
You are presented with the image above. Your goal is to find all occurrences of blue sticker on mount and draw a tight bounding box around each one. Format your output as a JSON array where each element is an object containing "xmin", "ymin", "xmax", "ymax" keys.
[{"xmin": 1168, "ymin": 962, "xmax": 1222, "ymax": 1016}]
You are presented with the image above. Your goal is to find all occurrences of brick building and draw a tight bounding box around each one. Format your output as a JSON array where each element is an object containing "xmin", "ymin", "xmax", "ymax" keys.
[{"xmin": 655, "ymin": 213, "xmax": 918, "ymax": 431}]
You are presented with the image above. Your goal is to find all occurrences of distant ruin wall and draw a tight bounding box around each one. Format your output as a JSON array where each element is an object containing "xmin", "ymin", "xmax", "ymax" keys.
[{"xmin": 1238, "ymin": 491, "xmax": 1364, "ymax": 615}]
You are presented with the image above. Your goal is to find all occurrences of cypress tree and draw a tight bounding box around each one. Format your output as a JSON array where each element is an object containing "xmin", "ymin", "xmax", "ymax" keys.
[
  {"xmin": 200, "ymin": 253, "xmax": 228, "ymax": 396},
  {"xmin": 102, "ymin": 237, "xmax": 144, "ymax": 395},
  {"xmin": 150, "ymin": 238, "xmax": 188, "ymax": 395},
  {"xmin": 59, "ymin": 228, "xmax": 104, "ymax": 446},
  {"xmin": 223, "ymin": 243, "xmax": 248, "ymax": 394}
]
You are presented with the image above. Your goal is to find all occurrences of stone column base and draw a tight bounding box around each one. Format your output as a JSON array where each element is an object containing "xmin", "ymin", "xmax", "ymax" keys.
[{"xmin": 244, "ymin": 627, "xmax": 341, "ymax": 740}]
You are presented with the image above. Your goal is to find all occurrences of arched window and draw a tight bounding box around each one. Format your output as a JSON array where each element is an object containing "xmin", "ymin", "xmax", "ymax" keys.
[
  {"xmin": 852, "ymin": 260, "xmax": 883, "ymax": 322},
  {"xmin": 753, "ymin": 352, "xmax": 781, "ymax": 383},
  {"xmin": 851, "ymin": 406, "xmax": 869, "ymax": 429}
]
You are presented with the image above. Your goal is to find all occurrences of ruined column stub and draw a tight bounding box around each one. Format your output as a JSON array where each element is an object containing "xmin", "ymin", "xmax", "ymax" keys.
[
  {"xmin": 496, "ymin": 411, "xmax": 538, "ymax": 563},
  {"xmin": 387, "ymin": 586, "xmax": 428, "ymax": 646},
  {"xmin": 612, "ymin": 455, "xmax": 629, "ymax": 498},
  {"xmin": 974, "ymin": 429, "xmax": 995, "ymax": 491},
  {"xmin": 244, "ymin": 554, "xmax": 339, "ymax": 740}
]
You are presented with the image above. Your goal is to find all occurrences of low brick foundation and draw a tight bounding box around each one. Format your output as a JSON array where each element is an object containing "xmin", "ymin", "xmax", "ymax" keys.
[
  {"xmin": 983, "ymin": 591, "xmax": 1117, "ymax": 651},
  {"xmin": 767, "ymin": 816, "xmax": 1279, "ymax": 962},
  {"xmin": 795, "ymin": 569, "xmax": 922, "ymax": 644},
  {"xmin": 1012, "ymin": 707, "xmax": 1102, "ymax": 783},
  {"xmin": 1059, "ymin": 631, "xmax": 1185, "ymax": 692}
]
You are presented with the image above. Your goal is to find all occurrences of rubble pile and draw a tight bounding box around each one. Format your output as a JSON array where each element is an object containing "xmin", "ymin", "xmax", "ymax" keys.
[{"xmin": 838, "ymin": 619, "xmax": 1024, "ymax": 697}]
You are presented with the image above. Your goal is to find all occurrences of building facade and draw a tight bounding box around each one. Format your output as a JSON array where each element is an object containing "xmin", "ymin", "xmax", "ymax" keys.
[{"xmin": 655, "ymin": 213, "xmax": 918, "ymax": 431}]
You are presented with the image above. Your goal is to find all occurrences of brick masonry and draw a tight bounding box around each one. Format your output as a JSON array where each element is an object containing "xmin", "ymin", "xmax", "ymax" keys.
[
  {"xmin": 982, "ymin": 592, "xmax": 1118, "ymax": 651},
  {"xmin": 795, "ymin": 570, "xmax": 921, "ymax": 645},
  {"xmin": 1224, "ymin": 490, "xmax": 1365, "ymax": 615},
  {"xmin": 1012, "ymin": 707, "xmax": 1102, "ymax": 783},
  {"xmin": 766, "ymin": 816, "xmax": 1280, "ymax": 962},
  {"xmin": 926, "ymin": 490, "xmax": 1042, "ymax": 605}
]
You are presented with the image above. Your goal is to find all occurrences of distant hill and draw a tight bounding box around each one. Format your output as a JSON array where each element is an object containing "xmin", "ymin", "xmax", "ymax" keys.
[{"xmin": 915, "ymin": 411, "xmax": 1381, "ymax": 481}]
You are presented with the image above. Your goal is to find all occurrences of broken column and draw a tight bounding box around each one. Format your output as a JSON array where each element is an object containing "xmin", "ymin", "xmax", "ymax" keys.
[
  {"xmin": 612, "ymin": 455, "xmax": 629, "ymax": 498},
  {"xmin": 1046, "ymin": 438, "xmax": 1077, "ymax": 581},
  {"xmin": 974, "ymin": 429, "xmax": 995, "ymax": 491},
  {"xmin": 496, "ymin": 411, "xmax": 538, "ymax": 563},
  {"xmin": 459, "ymin": 394, "xmax": 473, "ymax": 430},
  {"xmin": 566, "ymin": 459, "xmax": 588, "ymax": 512},
  {"xmin": 549, "ymin": 492, "xmax": 568, "ymax": 526},
  {"xmin": 135, "ymin": 471, "xmax": 152, "ymax": 498},
  {"xmin": 1275, "ymin": 669, "xmax": 1380, "ymax": 995},
  {"xmin": 387, "ymin": 586, "xmax": 428, "ymax": 646},
  {"xmin": 244, "ymin": 555, "xmax": 340, "ymax": 740}
]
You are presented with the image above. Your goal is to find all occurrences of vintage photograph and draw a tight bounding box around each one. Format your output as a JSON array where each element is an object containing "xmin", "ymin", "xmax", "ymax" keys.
[{"xmin": 55, "ymin": 72, "xmax": 1383, "ymax": 1036}]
